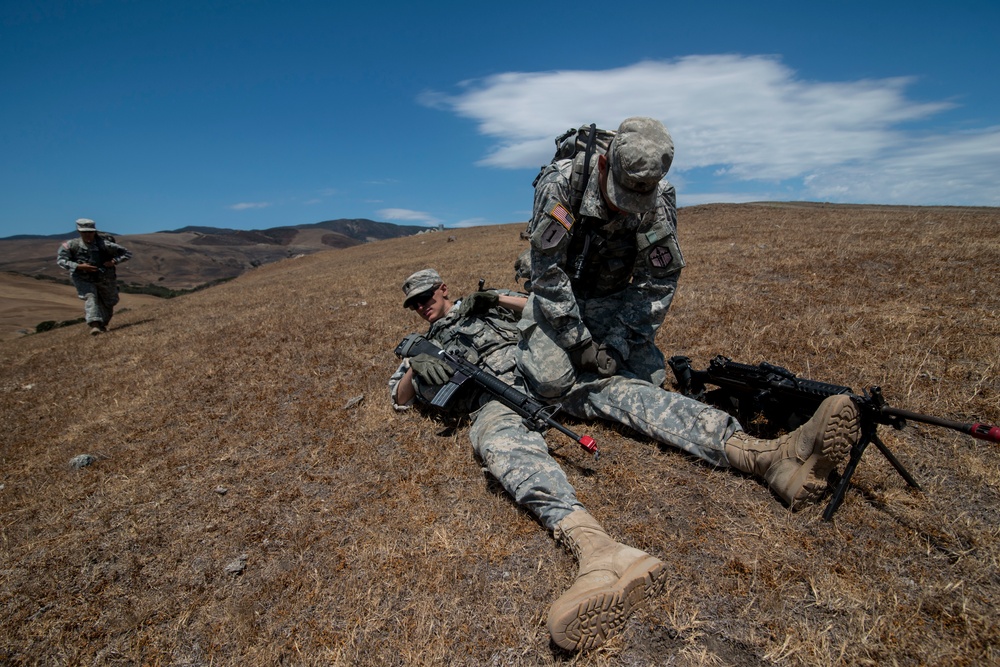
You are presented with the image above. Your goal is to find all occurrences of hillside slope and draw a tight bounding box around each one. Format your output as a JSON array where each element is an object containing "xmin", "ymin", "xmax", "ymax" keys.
[
  {"xmin": 0, "ymin": 218, "xmax": 428, "ymax": 290},
  {"xmin": 1, "ymin": 205, "xmax": 998, "ymax": 666},
  {"xmin": 0, "ymin": 272, "xmax": 165, "ymax": 339}
]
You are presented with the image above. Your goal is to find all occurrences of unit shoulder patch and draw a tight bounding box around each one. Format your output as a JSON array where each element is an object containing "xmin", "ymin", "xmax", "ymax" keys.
[
  {"xmin": 649, "ymin": 245, "xmax": 673, "ymax": 268},
  {"xmin": 533, "ymin": 202, "xmax": 576, "ymax": 250}
]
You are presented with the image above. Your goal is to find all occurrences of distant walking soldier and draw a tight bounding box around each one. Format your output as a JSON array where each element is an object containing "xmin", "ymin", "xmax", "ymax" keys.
[{"xmin": 56, "ymin": 218, "xmax": 132, "ymax": 335}]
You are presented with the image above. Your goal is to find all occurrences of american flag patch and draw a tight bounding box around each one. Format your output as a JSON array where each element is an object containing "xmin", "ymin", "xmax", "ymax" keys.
[{"xmin": 548, "ymin": 203, "xmax": 574, "ymax": 230}]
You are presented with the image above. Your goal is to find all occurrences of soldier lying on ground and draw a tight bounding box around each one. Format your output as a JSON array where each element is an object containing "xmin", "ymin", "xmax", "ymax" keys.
[{"xmin": 388, "ymin": 269, "xmax": 860, "ymax": 652}]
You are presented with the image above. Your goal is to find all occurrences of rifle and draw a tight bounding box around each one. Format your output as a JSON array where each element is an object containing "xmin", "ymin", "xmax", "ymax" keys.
[
  {"xmin": 395, "ymin": 334, "xmax": 599, "ymax": 458},
  {"xmin": 668, "ymin": 355, "xmax": 1000, "ymax": 520}
]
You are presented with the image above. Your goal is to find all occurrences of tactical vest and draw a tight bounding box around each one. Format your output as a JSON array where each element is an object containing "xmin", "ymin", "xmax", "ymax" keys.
[
  {"xmin": 76, "ymin": 236, "xmax": 115, "ymax": 261},
  {"xmin": 415, "ymin": 302, "xmax": 521, "ymax": 415},
  {"xmin": 67, "ymin": 236, "xmax": 117, "ymax": 279},
  {"xmin": 563, "ymin": 215, "xmax": 639, "ymax": 299},
  {"xmin": 426, "ymin": 303, "xmax": 520, "ymax": 375}
]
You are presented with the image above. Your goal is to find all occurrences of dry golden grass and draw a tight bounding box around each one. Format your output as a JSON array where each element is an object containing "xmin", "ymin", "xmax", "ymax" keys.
[
  {"xmin": 0, "ymin": 272, "xmax": 164, "ymax": 339},
  {"xmin": 1, "ymin": 204, "xmax": 998, "ymax": 666}
]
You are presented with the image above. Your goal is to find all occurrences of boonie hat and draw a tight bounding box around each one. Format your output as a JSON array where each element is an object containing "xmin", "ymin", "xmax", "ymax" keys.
[
  {"xmin": 605, "ymin": 117, "xmax": 674, "ymax": 214},
  {"xmin": 402, "ymin": 268, "xmax": 442, "ymax": 308},
  {"xmin": 76, "ymin": 218, "xmax": 97, "ymax": 232}
]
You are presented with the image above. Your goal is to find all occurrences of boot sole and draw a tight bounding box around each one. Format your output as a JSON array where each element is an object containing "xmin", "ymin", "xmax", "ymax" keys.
[
  {"xmin": 787, "ymin": 396, "xmax": 858, "ymax": 508},
  {"xmin": 548, "ymin": 555, "xmax": 668, "ymax": 651}
]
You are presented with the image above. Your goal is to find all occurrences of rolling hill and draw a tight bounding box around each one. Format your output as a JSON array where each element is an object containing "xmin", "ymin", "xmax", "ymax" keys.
[
  {"xmin": 1, "ymin": 204, "xmax": 998, "ymax": 665},
  {"xmin": 0, "ymin": 218, "xmax": 430, "ymax": 291}
]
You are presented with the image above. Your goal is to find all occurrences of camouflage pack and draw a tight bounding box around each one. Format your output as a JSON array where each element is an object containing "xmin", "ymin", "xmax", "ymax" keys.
[{"xmin": 532, "ymin": 123, "xmax": 617, "ymax": 218}]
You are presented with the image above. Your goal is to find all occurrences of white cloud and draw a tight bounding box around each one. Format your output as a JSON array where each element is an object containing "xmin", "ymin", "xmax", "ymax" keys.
[
  {"xmin": 228, "ymin": 202, "xmax": 271, "ymax": 211},
  {"xmin": 377, "ymin": 208, "xmax": 441, "ymax": 225},
  {"xmin": 802, "ymin": 126, "xmax": 1000, "ymax": 205},
  {"xmin": 426, "ymin": 57, "xmax": 998, "ymax": 205}
]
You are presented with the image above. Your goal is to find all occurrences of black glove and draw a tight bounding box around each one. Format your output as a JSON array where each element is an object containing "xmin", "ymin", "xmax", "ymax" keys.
[
  {"xmin": 409, "ymin": 353, "xmax": 454, "ymax": 385},
  {"xmin": 456, "ymin": 291, "xmax": 500, "ymax": 317},
  {"xmin": 570, "ymin": 341, "xmax": 621, "ymax": 377}
]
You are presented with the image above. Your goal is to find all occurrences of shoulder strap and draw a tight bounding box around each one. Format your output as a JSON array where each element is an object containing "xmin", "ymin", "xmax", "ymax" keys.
[{"xmin": 569, "ymin": 123, "xmax": 598, "ymax": 218}]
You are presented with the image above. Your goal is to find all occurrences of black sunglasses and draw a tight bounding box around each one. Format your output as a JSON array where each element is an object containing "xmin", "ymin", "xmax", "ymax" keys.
[{"xmin": 407, "ymin": 285, "xmax": 439, "ymax": 310}]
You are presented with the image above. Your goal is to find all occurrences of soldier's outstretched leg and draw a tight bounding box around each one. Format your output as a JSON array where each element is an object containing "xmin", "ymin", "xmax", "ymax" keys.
[
  {"xmin": 725, "ymin": 395, "xmax": 858, "ymax": 508},
  {"xmin": 547, "ymin": 510, "xmax": 667, "ymax": 652},
  {"xmin": 469, "ymin": 400, "xmax": 585, "ymax": 527},
  {"xmin": 560, "ymin": 375, "xmax": 737, "ymax": 467}
]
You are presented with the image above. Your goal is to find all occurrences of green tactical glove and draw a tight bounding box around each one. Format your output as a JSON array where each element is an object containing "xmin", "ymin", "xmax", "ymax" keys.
[
  {"xmin": 409, "ymin": 353, "xmax": 454, "ymax": 385},
  {"xmin": 456, "ymin": 291, "xmax": 500, "ymax": 317},
  {"xmin": 570, "ymin": 341, "xmax": 621, "ymax": 377}
]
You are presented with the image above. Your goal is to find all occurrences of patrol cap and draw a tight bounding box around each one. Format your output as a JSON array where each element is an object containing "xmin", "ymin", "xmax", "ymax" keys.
[
  {"xmin": 402, "ymin": 268, "xmax": 442, "ymax": 308},
  {"xmin": 76, "ymin": 218, "xmax": 97, "ymax": 232},
  {"xmin": 605, "ymin": 117, "xmax": 674, "ymax": 214}
]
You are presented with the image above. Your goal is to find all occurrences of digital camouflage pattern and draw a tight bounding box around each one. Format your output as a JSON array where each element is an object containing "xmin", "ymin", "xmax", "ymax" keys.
[
  {"xmin": 469, "ymin": 400, "xmax": 585, "ymax": 529},
  {"xmin": 515, "ymin": 135, "xmax": 742, "ymax": 468},
  {"xmin": 57, "ymin": 235, "xmax": 132, "ymax": 325},
  {"xmin": 519, "ymin": 156, "xmax": 684, "ymax": 398},
  {"xmin": 517, "ymin": 289, "xmax": 672, "ymax": 398},
  {"xmin": 387, "ymin": 295, "xmax": 743, "ymax": 528},
  {"xmin": 560, "ymin": 375, "xmax": 740, "ymax": 467},
  {"xmin": 388, "ymin": 295, "xmax": 585, "ymax": 529}
]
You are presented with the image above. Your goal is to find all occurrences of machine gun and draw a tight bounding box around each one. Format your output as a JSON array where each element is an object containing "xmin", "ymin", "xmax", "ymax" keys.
[
  {"xmin": 668, "ymin": 355, "xmax": 1000, "ymax": 520},
  {"xmin": 395, "ymin": 334, "xmax": 598, "ymax": 458}
]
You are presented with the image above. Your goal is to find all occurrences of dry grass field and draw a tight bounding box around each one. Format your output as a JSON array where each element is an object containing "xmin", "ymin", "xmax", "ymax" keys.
[
  {"xmin": 0, "ymin": 273, "xmax": 164, "ymax": 340},
  {"xmin": 1, "ymin": 203, "xmax": 998, "ymax": 666}
]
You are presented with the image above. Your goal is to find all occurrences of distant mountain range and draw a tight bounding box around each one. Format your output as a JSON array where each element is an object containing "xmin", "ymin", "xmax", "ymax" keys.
[{"xmin": 0, "ymin": 218, "xmax": 431, "ymax": 290}]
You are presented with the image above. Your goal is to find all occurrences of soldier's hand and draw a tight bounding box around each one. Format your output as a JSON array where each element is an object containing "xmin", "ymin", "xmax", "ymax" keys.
[
  {"xmin": 570, "ymin": 341, "xmax": 600, "ymax": 373},
  {"xmin": 409, "ymin": 353, "xmax": 454, "ymax": 385},
  {"xmin": 76, "ymin": 263, "xmax": 99, "ymax": 272},
  {"xmin": 456, "ymin": 291, "xmax": 499, "ymax": 317},
  {"xmin": 570, "ymin": 341, "xmax": 620, "ymax": 377},
  {"xmin": 594, "ymin": 344, "xmax": 622, "ymax": 377}
]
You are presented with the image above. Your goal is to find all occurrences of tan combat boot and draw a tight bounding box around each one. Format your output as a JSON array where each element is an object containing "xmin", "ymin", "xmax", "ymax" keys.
[
  {"xmin": 547, "ymin": 510, "xmax": 667, "ymax": 652},
  {"xmin": 725, "ymin": 394, "xmax": 858, "ymax": 508}
]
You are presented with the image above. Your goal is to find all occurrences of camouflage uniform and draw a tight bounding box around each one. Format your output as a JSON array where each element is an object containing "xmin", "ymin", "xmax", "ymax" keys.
[
  {"xmin": 517, "ymin": 156, "xmax": 684, "ymax": 397},
  {"xmin": 56, "ymin": 234, "xmax": 132, "ymax": 326},
  {"xmin": 560, "ymin": 375, "xmax": 738, "ymax": 466},
  {"xmin": 517, "ymin": 118, "xmax": 741, "ymax": 467},
  {"xmin": 389, "ymin": 296, "xmax": 586, "ymax": 529}
]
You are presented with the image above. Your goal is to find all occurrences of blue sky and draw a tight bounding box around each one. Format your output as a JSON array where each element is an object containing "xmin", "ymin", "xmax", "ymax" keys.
[{"xmin": 2, "ymin": 0, "xmax": 998, "ymax": 238}]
